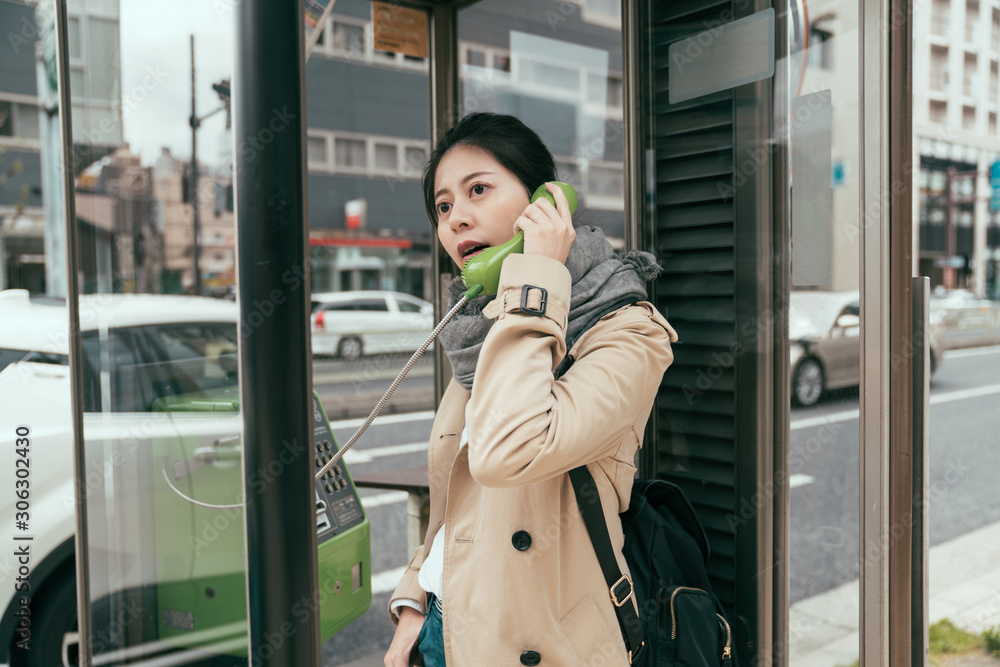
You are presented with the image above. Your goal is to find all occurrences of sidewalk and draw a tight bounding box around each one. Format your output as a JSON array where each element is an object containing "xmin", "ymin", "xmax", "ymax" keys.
[
  {"xmin": 790, "ymin": 519, "xmax": 1000, "ymax": 665},
  {"xmin": 339, "ymin": 520, "xmax": 1000, "ymax": 667}
]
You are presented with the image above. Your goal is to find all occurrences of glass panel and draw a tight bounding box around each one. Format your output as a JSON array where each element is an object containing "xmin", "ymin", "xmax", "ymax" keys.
[
  {"xmin": 917, "ymin": 0, "xmax": 1000, "ymax": 648},
  {"xmin": 459, "ymin": 0, "xmax": 628, "ymax": 242},
  {"xmin": 303, "ymin": 6, "xmax": 435, "ymax": 656},
  {"xmin": 783, "ymin": 0, "xmax": 863, "ymax": 663}
]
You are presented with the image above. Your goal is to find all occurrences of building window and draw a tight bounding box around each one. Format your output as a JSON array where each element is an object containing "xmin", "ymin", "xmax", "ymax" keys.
[
  {"xmin": 932, "ymin": 0, "xmax": 950, "ymax": 37},
  {"xmin": 930, "ymin": 100, "xmax": 948, "ymax": 124},
  {"xmin": 931, "ymin": 45, "xmax": 949, "ymax": 90},
  {"xmin": 374, "ymin": 143, "xmax": 397, "ymax": 171},
  {"xmin": 964, "ymin": 53, "xmax": 977, "ymax": 96},
  {"xmin": 332, "ymin": 21, "xmax": 364, "ymax": 55},
  {"xmin": 313, "ymin": 15, "xmax": 425, "ymax": 70},
  {"xmin": 993, "ymin": 8, "xmax": 1000, "ymax": 52},
  {"xmin": 307, "ymin": 135, "xmax": 328, "ymax": 167},
  {"xmin": 807, "ymin": 28, "xmax": 833, "ymax": 69},
  {"xmin": 966, "ymin": 1, "xmax": 979, "ymax": 42},
  {"xmin": 990, "ymin": 112, "xmax": 997, "ymax": 135},
  {"xmin": 68, "ymin": 16, "xmax": 82, "ymax": 59},
  {"xmin": 308, "ymin": 131, "xmax": 430, "ymax": 180},
  {"xmin": 578, "ymin": 0, "xmax": 621, "ymax": 29},
  {"xmin": 0, "ymin": 100, "xmax": 41, "ymax": 140},
  {"xmin": 404, "ymin": 147, "xmax": 426, "ymax": 174},
  {"xmin": 466, "ymin": 48, "xmax": 486, "ymax": 67},
  {"xmin": 963, "ymin": 105, "xmax": 976, "ymax": 130},
  {"xmin": 0, "ymin": 102, "xmax": 11, "ymax": 137},
  {"xmin": 335, "ymin": 138, "xmax": 367, "ymax": 168},
  {"xmin": 519, "ymin": 59, "xmax": 580, "ymax": 91},
  {"xmin": 588, "ymin": 163, "xmax": 625, "ymax": 198}
]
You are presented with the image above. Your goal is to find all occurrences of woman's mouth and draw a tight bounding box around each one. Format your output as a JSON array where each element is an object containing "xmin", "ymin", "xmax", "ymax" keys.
[{"xmin": 461, "ymin": 245, "xmax": 489, "ymax": 260}]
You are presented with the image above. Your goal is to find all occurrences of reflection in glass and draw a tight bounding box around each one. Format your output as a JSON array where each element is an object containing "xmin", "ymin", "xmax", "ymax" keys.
[{"xmin": 459, "ymin": 0, "xmax": 626, "ymax": 242}]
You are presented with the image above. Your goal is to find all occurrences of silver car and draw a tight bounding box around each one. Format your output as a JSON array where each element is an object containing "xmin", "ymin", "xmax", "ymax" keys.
[{"xmin": 789, "ymin": 291, "xmax": 944, "ymax": 406}]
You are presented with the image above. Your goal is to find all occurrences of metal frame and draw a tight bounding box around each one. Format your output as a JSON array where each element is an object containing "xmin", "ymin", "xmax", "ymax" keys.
[
  {"xmin": 733, "ymin": 18, "xmax": 776, "ymax": 666},
  {"xmin": 860, "ymin": 0, "xmax": 917, "ymax": 658},
  {"xmin": 887, "ymin": 0, "xmax": 918, "ymax": 661},
  {"xmin": 234, "ymin": 0, "xmax": 320, "ymax": 664},
  {"xmin": 428, "ymin": 1, "xmax": 460, "ymax": 405},
  {"xmin": 55, "ymin": 0, "xmax": 93, "ymax": 663}
]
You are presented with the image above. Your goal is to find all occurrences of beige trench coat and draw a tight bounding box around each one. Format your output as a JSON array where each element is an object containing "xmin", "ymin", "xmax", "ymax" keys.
[{"xmin": 390, "ymin": 253, "xmax": 677, "ymax": 666}]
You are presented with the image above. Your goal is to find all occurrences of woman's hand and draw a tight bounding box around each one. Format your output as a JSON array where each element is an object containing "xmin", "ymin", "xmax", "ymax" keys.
[
  {"xmin": 513, "ymin": 182, "xmax": 576, "ymax": 264},
  {"xmin": 384, "ymin": 606, "xmax": 424, "ymax": 667}
]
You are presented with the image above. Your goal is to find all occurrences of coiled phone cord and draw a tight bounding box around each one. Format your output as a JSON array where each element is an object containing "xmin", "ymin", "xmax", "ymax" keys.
[{"xmin": 315, "ymin": 284, "xmax": 483, "ymax": 480}]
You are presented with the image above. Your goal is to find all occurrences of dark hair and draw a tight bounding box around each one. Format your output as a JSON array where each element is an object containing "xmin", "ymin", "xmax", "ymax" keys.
[{"xmin": 422, "ymin": 112, "xmax": 557, "ymax": 225}]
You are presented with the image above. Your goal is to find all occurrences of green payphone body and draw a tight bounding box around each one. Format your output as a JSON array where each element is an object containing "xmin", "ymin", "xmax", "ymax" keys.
[{"xmin": 149, "ymin": 391, "xmax": 371, "ymax": 657}]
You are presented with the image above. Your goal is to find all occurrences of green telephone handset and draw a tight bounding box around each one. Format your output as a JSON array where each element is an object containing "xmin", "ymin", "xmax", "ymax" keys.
[{"xmin": 461, "ymin": 181, "xmax": 578, "ymax": 298}]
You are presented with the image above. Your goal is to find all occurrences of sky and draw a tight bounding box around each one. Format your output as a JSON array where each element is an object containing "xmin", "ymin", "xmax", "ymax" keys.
[{"xmin": 119, "ymin": 0, "xmax": 236, "ymax": 168}]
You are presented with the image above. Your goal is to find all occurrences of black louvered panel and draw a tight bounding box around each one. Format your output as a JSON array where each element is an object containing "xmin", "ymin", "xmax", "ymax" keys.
[
  {"xmin": 660, "ymin": 103, "xmax": 734, "ymax": 136},
  {"xmin": 661, "ymin": 153, "xmax": 734, "ymax": 182},
  {"xmin": 659, "ymin": 225, "xmax": 733, "ymax": 250},
  {"xmin": 660, "ymin": 202, "xmax": 734, "ymax": 228},
  {"xmin": 660, "ymin": 366, "xmax": 735, "ymax": 394},
  {"xmin": 657, "ymin": 131, "xmax": 735, "ymax": 159},
  {"xmin": 660, "ymin": 250, "xmax": 735, "ymax": 272},
  {"xmin": 657, "ymin": 0, "xmax": 732, "ymax": 24},
  {"xmin": 646, "ymin": 0, "xmax": 742, "ymax": 629},
  {"xmin": 659, "ymin": 273, "xmax": 734, "ymax": 296}
]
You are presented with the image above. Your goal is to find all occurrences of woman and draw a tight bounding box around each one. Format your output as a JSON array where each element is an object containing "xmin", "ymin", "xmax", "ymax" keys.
[{"xmin": 384, "ymin": 112, "xmax": 677, "ymax": 667}]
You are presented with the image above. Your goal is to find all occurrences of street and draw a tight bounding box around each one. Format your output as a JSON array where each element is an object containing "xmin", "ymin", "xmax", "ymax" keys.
[{"xmin": 315, "ymin": 344, "xmax": 1000, "ymax": 665}]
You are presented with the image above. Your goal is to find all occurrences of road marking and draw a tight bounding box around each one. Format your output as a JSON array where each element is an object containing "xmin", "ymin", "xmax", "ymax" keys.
[
  {"xmin": 791, "ymin": 409, "xmax": 859, "ymax": 431},
  {"xmin": 344, "ymin": 440, "xmax": 429, "ymax": 464},
  {"xmin": 929, "ymin": 382, "xmax": 1000, "ymax": 405},
  {"xmin": 330, "ymin": 410, "xmax": 436, "ymax": 430},
  {"xmin": 361, "ymin": 491, "xmax": 409, "ymax": 508},
  {"xmin": 943, "ymin": 345, "xmax": 1000, "ymax": 359},
  {"xmin": 790, "ymin": 383, "xmax": 1000, "ymax": 431},
  {"xmin": 313, "ymin": 366, "xmax": 434, "ymax": 385},
  {"xmin": 372, "ymin": 566, "xmax": 408, "ymax": 595},
  {"xmin": 790, "ymin": 474, "xmax": 814, "ymax": 488}
]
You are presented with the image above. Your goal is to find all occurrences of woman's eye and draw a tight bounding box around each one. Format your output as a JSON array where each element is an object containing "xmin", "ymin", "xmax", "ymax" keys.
[
  {"xmin": 471, "ymin": 183, "xmax": 487, "ymax": 196},
  {"xmin": 437, "ymin": 202, "xmax": 451, "ymax": 215}
]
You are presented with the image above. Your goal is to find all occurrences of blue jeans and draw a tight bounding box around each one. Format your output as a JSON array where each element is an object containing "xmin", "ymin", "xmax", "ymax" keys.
[{"xmin": 416, "ymin": 594, "xmax": 446, "ymax": 667}]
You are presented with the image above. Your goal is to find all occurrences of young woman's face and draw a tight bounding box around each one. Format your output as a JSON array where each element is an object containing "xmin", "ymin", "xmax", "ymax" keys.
[{"xmin": 433, "ymin": 145, "xmax": 531, "ymax": 269}]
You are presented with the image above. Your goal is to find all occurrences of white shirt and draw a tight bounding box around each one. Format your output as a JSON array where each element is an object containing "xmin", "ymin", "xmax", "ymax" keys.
[{"xmin": 390, "ymin": 428, "xmax": 467, "ymax": 620}]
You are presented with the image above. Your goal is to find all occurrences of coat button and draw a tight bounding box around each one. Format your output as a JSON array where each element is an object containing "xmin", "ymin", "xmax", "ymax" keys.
[
  {"xmin": 511, "ymin": 530, "xmax": 532, "ymax": 551},
  {"xmin": 520, "ymin": 650, "xmax": 541, "ymax": 665}
]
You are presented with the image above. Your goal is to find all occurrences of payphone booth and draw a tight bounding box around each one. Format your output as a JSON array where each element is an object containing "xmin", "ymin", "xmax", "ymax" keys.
[{"xmin": 9, "ymin": 0, "xmax": 931, "ymax": 664}]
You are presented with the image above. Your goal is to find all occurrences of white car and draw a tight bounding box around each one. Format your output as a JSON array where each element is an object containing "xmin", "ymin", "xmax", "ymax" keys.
[
  {"xmin": 0, "ymin": 289, "xmax": 241, "ymax": 666},
  {"xmin": 310, "ymin": 290, "xmax": 434, "ymax": 360}
]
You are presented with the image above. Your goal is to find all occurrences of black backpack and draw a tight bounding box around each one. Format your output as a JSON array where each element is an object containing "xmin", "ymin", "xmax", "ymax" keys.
[
  {"xmin": 557, "ymin": 300, "xmax": 735, "ymax": 666},
  {"xmin": 569, "ymin": 469, "xmax": 735, "ymax": 666}
]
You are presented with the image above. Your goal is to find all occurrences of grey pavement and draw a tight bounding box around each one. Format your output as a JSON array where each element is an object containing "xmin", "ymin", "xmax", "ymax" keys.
[{"xmin": 334, "ymin": 518, "xmax": 1000, "ymax": 667}]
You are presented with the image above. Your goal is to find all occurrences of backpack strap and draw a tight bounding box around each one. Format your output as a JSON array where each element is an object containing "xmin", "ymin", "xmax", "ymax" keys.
[{"xmin": 569, "ymin": 466, "xmax": 646, "ymax": 664}]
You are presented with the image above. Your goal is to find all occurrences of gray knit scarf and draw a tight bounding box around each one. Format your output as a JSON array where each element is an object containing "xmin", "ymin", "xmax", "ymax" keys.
[{"xmin": 438, "ymin": 226, "xmax": 661, "ymax": 391}]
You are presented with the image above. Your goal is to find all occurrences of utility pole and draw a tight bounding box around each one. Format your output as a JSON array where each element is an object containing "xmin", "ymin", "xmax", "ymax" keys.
[{"xmin": 189, "ymin": 34, "xmax": 202, "ymax": 296}]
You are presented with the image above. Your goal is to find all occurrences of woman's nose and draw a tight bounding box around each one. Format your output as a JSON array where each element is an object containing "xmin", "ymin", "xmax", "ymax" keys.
[{"xmin": 448, "ymin": 200, "xmax": 475, "ymax": 229}]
